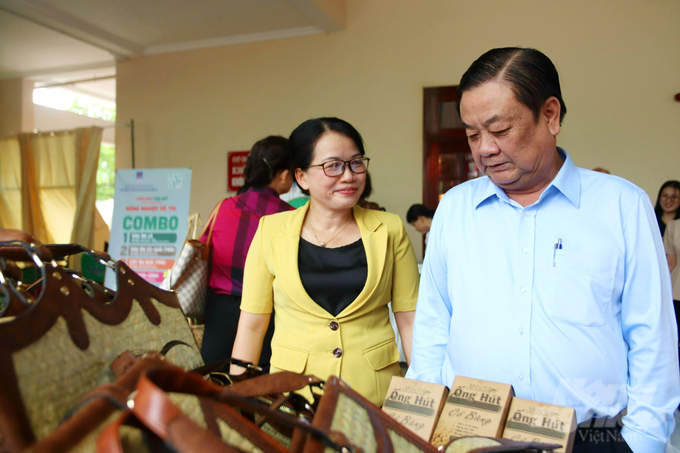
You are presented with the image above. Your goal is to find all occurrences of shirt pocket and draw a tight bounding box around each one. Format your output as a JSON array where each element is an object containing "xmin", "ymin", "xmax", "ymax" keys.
[
  {"xmin": 270, "ymin": 344, "xmax": 309, "ymax": 373},
  {"xmin": 547, "ymin": 250, "xmax": 618, "ymax": 327},
  {"xmin": 363, "ymin": 339, "xmax": 400, "ymax": 370}
]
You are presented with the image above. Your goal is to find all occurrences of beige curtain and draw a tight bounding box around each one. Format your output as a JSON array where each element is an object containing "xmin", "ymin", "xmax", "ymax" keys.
[
  {"xmin": 18, "ymin": 133, "xmax": 49, "ymax": 241},
  {"xmin": 0, "ymin": 127, "xmax": 103, "ymax": 245},
  {"xmin": 72, "ymin": 127, "xmax": 104, "ymax": 248},
  {"xmin": 31, "ymin": 132, "xmax": 77, "ymax": 243},
  {"xmin": 0, "ymin": 138, "xmax": 22, "ymax": 229}
]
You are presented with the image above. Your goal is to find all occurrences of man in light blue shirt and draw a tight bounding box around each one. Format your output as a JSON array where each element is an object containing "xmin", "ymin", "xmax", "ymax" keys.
[{"xmin": 407, "ymin": 48, "xmax": 680, "ymax": 453}]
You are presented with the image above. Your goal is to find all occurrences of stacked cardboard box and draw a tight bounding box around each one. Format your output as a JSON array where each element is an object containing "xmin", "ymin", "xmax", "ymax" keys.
[
  {"xmin": 501, "ymin": 397, "xmax": 576, "ymax": 453},
  {"xmin": 381, "ymin": 376, "xmax": 448, "ymax": 441},
  {"xmin": 430, "ymin": 376, "xmax": 514, "ymax": 447},
  {"xmin": 382, "ymin": 375, "xmax": 577, "ymax": 453}
]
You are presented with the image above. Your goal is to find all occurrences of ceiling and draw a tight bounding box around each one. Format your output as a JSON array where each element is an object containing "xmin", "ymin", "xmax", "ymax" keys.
[{"xmin": 0, "ymin": 0, "xmax": 344, "ymax": 102}]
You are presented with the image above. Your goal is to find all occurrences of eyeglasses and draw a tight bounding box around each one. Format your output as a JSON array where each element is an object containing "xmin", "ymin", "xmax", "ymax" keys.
[
  {"xmin": 661, "ymin": 194, "xmax": 679, "ymax": 201},
  {"xmin": 307, "ymin": 157, "xmax": 370, "ymax": 177}
]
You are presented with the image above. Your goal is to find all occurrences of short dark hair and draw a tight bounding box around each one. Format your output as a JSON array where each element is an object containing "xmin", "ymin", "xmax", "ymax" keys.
[
  {"xmin": 654, "ymin": 180, "xmax": 680, "ymax": 221},
  {"xmin": 288, "ymin": 117, "xmax": 366, "ymax": 196},
  {"xmin": 457, "ymin": 47, "xmax": 567, "ymax": 125},
  {"xmin": 240, "ymin": 135, "xmax": 292, "ymax": 193},
  {"xmin": 406, "ymin": 204, "xmax": 435, "ymax": 223}
]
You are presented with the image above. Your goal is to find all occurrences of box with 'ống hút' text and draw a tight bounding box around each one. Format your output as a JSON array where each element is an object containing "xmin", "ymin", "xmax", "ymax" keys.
[
  {"xmin": 431, "ymin": 376, "xmax": 514, "ymax": 448},
  {"xmin": 381, "ymin": 376, "xmax": 449, "ymax": 442},
  {"xmin": 501, "ymin": 397, "xmax": 577, "ymax": 453}
]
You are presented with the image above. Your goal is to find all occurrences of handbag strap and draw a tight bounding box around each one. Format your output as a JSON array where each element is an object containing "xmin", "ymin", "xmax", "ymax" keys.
[
  {"xmin": 199, "ymin": 198, "xmax": 227, "ymax": 260},
  {"xmin": 134, "ymin": 366, "xmax": 356, "ymax": 452},
  {"xmin": 186, "ymin": 213, "xmax": 203, "ymax": 241},
  {"xmin": 0, "ymin": 238, "xmax": 53, "ymax": 262},
  {"xmin": 191, "ymin": 357, "xmax": 262, "ymax": 378},
  {"xmin": 192, "ymin": 358, "xmax": 324, "ymax": 397},
  {"xmin": 225, "ymin": 371, "xmax": 324, "ymax": 398},
  {"xmin": 43, "ymin": 244, "xmax": 114, "ymax": 268}
]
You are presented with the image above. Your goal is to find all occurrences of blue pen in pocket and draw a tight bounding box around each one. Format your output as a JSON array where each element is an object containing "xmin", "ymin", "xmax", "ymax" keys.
[{"xmin": 552, "ymin": 238, "xmax": 562, "ymax": 267}]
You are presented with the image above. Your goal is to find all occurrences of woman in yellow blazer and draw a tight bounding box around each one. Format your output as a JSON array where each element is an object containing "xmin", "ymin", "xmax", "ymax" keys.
[{"xmin": 230, "ymin": 117, "xmax": 419, "ymax": 406}]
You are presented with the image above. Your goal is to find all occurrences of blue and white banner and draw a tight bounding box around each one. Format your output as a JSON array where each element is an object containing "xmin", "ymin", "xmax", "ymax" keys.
[{"xmin": 105, "ymin": 168, "xmax": 192, "ymax": 289}]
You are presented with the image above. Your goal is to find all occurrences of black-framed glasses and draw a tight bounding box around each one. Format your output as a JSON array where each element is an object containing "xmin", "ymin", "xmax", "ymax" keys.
[{"xmin": 307, "ymin": 157, "xmax": 370, "ymax": 177}]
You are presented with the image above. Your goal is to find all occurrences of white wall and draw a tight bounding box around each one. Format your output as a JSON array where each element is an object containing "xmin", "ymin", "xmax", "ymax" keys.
[
  {"xmin": 117, "ymin": 0, "xmax": 680, "ymax": 259},
  {"xmin": 0, "ymin": 78, "xmax": 34, "ymax": 137}
]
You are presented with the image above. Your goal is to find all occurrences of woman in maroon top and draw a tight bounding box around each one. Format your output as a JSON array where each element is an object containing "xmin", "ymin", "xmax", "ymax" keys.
[{"xmin": 201, "ymin": 136, "xmax": 294, "ymax": 371}]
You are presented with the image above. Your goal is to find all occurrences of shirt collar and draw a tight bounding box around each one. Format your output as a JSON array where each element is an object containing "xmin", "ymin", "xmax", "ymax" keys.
[
  {"xmin": 473, "ymin": 147, "xmax": 580, "ymax": 209},
  {"xmin": 547, "ymin": 147, "xmax": 580, "ymax": 208},
  {"xmin": 247, "ymin": 185, "xmax": 279, "ymax": 197}
]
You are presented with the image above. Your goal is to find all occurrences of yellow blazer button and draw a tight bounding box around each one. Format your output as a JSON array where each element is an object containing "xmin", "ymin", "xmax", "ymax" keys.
[
  {"xmin": 333, "ymin": 347, "xmax": 343, "ymax": 358},
  {"xmin": 329, "ymin": 321, "xmax": 339, "ymax": 331}
]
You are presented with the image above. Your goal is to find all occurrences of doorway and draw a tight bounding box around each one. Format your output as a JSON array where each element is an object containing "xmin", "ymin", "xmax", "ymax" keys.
[{"xmin": 422, "ymin": 86, "xmax": 478, "ymax": 209}]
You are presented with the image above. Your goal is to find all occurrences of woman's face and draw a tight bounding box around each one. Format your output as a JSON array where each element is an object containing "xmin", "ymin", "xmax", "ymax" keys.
[
  {"xmin": 660, "ymin": 186, "xmax": 680, "ymax": 214},
  {"xmin": 296, "ymin": 131, "xmax": 366, "ymax": 212}
]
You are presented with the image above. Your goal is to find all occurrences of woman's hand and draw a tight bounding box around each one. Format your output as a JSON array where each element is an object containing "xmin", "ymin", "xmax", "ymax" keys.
[
  {"xmin": 229, "ymin": 312, "xmax": 271, "ymax": 375},
  {"xmin": 394, "ymin": 311, "xmax": 415, "ymax": 366}
]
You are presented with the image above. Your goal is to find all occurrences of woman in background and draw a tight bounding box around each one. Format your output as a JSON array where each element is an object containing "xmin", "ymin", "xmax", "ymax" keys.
[
  {"xmin": 406, "ymin": 204, "xmax": 435, "ymax": 245},
  {"xmin": 230, "ymin": 117, "xmax": 419, "ymax": 405},
  {"xmin": 654, "ymin": 180, "xmax": 680, "ymax": 237},
  {"xmin": 201, "ymin": 136, "xmax": 294, "ymax": 372}
]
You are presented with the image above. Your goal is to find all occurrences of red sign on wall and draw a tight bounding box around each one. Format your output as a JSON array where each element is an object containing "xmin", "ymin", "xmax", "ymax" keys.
[{"xmin": 227, "ymin": 151, "xmax": 249, "ymax": 192}]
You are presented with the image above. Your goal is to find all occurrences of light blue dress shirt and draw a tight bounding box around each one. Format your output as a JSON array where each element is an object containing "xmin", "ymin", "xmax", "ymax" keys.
[{"xmin": 407, "ymin": 148, "xmax": 680, "ymax": 453}]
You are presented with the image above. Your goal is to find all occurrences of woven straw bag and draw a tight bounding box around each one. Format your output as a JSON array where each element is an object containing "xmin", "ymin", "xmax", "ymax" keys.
[
  {"xmin": 0, "ymin": 240, "xmax": 203, "ymax": 452},
  {"xmin": 161, "ymin": 199, "xmax": 225, "ymax": 319},
  {"xmin": 25, "ymin": 353, "xmax": 169, "ymax": 453}
]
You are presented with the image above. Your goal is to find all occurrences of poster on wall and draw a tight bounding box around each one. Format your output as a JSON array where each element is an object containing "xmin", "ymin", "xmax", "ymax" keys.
[
  {"xmin": 105, "ymin": 168, "xmax": 192, "ymax": 290},
  {"xmin": 227, "ymin": 151, "xmax": 249, "ymax": 192}
]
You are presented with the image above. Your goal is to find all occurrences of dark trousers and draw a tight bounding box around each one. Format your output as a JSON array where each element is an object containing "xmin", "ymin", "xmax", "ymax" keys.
[
  {"xmin": 572, "ymin": 412, "xmax": 632, "ymax": 453},
  {"xmin": 200, "ymin": 288, "xmax": 275, "ymax": 373}
]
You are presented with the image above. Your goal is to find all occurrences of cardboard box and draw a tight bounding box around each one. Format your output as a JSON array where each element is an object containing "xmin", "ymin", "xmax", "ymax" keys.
[
  {"xmin": 382, "ymin": 376, "xmax": 448, "ymax": 441},
  {"xmin": 501, "ymin": 397, "xmax": 577, "ymax": 453},
  {"xmin": 431, "ymin": 376, "xmax": 514, "ymax": 447}
]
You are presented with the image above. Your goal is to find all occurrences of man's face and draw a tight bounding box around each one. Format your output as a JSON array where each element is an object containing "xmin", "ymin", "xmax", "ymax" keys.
[
  {"xmin": 410, "ymin": 216, "xmax": 430, "ymax": 234},
  {"xmin": 460, "ymin": 82, "xmax": 562, "ymax": 197}
]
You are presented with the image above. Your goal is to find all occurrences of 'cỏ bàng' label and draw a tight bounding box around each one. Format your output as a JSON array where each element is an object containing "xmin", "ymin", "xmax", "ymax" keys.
[
  {"xmin": 382, "ymin": 377, "xmax": 448, "ymax": 442},
  {"xmin": 431, "ymin": 376, "xmax": 514, "ymax": 447}
]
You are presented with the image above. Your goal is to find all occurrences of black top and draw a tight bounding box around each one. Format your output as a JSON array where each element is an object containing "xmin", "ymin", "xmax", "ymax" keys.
[{"xmin": 298, "ymin": 237, "xmax": 368, "ymax": 316}]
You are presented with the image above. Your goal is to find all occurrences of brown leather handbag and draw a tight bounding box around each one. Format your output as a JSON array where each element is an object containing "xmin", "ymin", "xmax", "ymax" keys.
[{"xmin": 97, "ymin": 365, "xmax": 355, "ymax": 453}]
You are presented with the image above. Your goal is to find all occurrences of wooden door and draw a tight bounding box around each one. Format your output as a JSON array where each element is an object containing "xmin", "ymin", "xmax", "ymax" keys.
[{"xmin": 423, "ymin": 86, "xmax": 478, "ymax": 209}]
